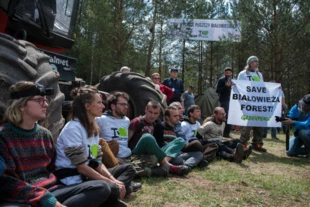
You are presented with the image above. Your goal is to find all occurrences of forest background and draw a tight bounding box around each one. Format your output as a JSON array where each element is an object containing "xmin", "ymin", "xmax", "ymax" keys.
[{"xmin": 67, "ymin": 0, "xmax": 310, "ymax": 108}]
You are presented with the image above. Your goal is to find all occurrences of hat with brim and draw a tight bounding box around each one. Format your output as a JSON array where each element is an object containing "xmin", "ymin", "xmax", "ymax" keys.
[
  {"xmin": 224, "ymin": 67, "xmax": 233, "ymax": 72},
  {"xmin": 299, "ymin": 94, "xmax": 310, "ymax": 107},
  {"xmin": 170, "ymin": 69, "xmax": 179, "ymax": 72}
]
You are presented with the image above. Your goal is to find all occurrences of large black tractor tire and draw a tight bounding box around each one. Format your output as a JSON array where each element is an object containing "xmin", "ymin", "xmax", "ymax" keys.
[
  {"xmin": 97, "ymin": 72, "xmax": 166, "ymax": 119},
  {"xmin": 0, "ymin": 33, "xmax": 65, "ymax": 141}
]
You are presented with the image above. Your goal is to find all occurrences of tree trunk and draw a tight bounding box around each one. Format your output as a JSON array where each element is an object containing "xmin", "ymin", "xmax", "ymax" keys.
[
  {"xmin": 181, "ymin": 39, "xmax": 185, "ymax": 82},
  {"xmin": 145, "ymin": 0, "xmax": 158, "ymax": 77}
]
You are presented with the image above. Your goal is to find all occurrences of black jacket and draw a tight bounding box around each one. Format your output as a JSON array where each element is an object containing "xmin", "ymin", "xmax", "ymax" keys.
[{"xmin": 216, "ymin": 76, "xmax": 231, "ymax": 104}]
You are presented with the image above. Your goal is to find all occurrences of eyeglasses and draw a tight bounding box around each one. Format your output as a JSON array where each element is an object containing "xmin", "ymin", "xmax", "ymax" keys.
[
  {"xmin": 28, "ymin": 98, "xmax": 48, "ymax": 106},
  {"xmin": 117, "ymin": 102, "xmax": 129, "ymax": 107},
  {"xmin": 153, "ymin": 78, "xmax": 160, "ymax": 80}
]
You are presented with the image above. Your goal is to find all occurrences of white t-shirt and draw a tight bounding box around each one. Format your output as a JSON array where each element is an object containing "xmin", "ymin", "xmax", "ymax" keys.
[
  {"xmin": 55, "ymin": 119, "xmax": 99, "ymax": 185},
  {"xmin": 96, "ymin": 115, "xmax": 131, "ymax": 158},
  {"xmin": 237, "ymin": 69, "xmax": 264, "ymax": 82},
  {"xmin": 181, "ymin": 120, "xmax": 201, "ymax": 143}
]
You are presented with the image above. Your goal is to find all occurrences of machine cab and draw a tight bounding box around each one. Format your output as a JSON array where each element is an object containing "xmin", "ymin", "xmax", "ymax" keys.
[{"xmin": 0, "ymin": 0, "xmax": 79, "ymax": 53}]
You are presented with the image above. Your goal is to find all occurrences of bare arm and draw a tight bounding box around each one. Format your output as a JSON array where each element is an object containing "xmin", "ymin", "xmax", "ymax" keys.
[{"xmin": 76, "ymin": 163, "xmax": 111, "ymax": 182}]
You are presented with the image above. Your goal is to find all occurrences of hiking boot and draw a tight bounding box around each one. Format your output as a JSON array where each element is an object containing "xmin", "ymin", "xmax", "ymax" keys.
[
  {"xmin": 252, "ymin": 143, "xmax": 267, "ymax": 152},
  {"xmin": 169, "ymin": 165, "xmax": 190, "ymax": 175},
  {"xmin": 272, "ymin": 137, "xmax": 280, "ymax": 141},
  {"xmin": 305, "ymin": 152, "xmax": 310, "ymax": 159},
  {"xmin": 233, "ymin": 143, "xmax": 244, "ymax": 163},
  {"xmin": 197, "ymin": 159, "xmax": 209, "ymax": 169},
  {"xmin": 151, "ymin": 166, "xmax": 169, "ymax": 177},
  {"xmin": 126, "ymin": 185, "xmax": 133, "ymax": 196},
  {"xmin": 243, "ymin": 144, "xmax": 252, "ymax": 160},
  {"xmin": 130, "ymin": 181, "xmax": 142, "ymax": 192}
]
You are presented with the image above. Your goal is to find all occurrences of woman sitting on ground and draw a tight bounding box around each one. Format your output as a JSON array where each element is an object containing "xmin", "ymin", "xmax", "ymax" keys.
[
  {"xmin": 55, "ymin": 85, "xmax": 137, "ymax": 207},
  {"xmin": 0, "ymin": 81, "xmax": 112, "ymax": 207}
]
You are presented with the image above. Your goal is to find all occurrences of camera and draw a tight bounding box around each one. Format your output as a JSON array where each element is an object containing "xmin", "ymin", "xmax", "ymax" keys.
[{"xmin": 275, "ymin": 116, "xmax": 287, "ymax": 122}]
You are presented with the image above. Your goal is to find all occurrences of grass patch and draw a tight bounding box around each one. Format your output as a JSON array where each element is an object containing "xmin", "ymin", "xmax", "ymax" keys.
[{"xmin": 126, "ymin": 132, "xmax": 310, "ymax": 207}]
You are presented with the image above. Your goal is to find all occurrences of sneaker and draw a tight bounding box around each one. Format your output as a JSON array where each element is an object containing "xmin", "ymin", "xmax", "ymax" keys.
[
  {"xmin": 197, "ymin": 159, "xmax": 209, "ymax": 169},
  {"xmin": 151, "ymin": 166, "xmax": 169, "ymax": 177},
  {"xmin": 169, "ymin": 165, "xmax": 190, "ymax": 175},
  {"xmin": 252, "ymin": 143, "xmax": 267, "ymax": 152},
  {"xmin": 130, "ymin": 181, "xmax": 142, "ymax": 192},
  {"xmin": 262, "ymin": 135, "xmax": 267, "ymax": 139},
  {"xmin": 243, "ymin": 144, "xmax": 252, "ymax": 160},
  {"xmin": 233, "ymin": 143, "xmax": 244, "ymax": 163}
]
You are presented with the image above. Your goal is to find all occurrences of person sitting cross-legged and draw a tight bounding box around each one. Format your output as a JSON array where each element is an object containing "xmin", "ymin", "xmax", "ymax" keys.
[
  {"xmin": 198, "ymin": 107, "xmax": 252, "ymax": 163},
  {"xmin": 55, "ymin": 86, "xmax": 135, "ymax": 206},
  {"xmin": 96, "ymin": 93, "xmax": 190, "ymax": 179},
  {"xmin": 128, "ymin": 100, "xmax": 190, "ymax": 177},
  {"xmin": 153, "ymin": 106, "xmax": 203, "ymax": 171},
  {"xmin": 177, "ymin": 104, "xmax": 209, "ymax": 168}
]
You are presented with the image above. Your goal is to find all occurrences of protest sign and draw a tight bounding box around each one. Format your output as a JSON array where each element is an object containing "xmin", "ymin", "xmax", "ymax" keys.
[
  {"xmin": 167, "ymin": 19, "xmax": 241, "ymax": 42},
  {"xmin": 228, "ymin": 80, "xmax": 282, "ymax": 127}
]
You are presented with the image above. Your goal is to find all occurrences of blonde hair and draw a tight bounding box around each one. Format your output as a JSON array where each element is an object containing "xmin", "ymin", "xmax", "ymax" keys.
[
  {"xmin": 151, "ymin": 73, "xmax": 160, "ymax": 79},
  {"xmin": 4, "ymin": 81, "xmax": 36, "ymax": 125}
]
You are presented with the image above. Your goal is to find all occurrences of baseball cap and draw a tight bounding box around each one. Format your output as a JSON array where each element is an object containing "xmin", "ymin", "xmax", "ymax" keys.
[
  {"xmin": 299, "ymin": 94, "xmax": 310, "ymax": 107},
  {"xmin": 224, "ymin": 67, "xmax": 233, "ymax": 72}
]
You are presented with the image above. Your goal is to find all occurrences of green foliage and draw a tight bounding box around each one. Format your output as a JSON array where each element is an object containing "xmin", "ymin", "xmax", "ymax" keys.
[{"xmin": 67, "ymin": 0, "xmax": 310, "ymax": 106}]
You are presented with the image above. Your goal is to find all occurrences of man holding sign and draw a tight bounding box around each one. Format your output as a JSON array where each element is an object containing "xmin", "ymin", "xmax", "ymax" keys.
[{"xmin": 236, "ymin": 56, "xmax": 267, "ymax": 152}]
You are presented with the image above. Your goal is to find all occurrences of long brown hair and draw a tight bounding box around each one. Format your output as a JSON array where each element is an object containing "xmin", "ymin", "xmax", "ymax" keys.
[{"xmin": 69, "ymin": 85, "xmax": 100, "ymax": 137}]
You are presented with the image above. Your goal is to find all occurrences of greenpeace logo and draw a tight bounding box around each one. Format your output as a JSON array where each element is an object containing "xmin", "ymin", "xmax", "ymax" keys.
[{"xmin": 241, "ymin": 115, "xmax": 271, "ymax": 121}]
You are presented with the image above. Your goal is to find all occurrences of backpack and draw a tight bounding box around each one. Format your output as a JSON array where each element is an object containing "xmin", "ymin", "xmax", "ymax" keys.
[{"xmin": 201, "ymin": 143, "xmax": 218, "ymax": 162}]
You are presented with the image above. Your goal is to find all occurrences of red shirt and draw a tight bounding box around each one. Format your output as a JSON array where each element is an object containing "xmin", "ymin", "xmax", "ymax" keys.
[
  {"xmin": 158, "ymin": 83, "xmax": 173, "ymax": 102},
  {"xmin": 128, "ymin": 116, "xmax": 155, "ymax": 150}
]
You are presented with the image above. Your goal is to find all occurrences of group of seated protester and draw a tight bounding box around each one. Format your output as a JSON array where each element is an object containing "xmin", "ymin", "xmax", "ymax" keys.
[{"xmin": 1, "ymin": 81, "xmax": 309, "ymax": 207}]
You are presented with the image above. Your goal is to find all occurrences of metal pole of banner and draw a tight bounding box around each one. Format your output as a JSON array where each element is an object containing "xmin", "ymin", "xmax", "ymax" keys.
[
  {"xmin": 209, "ymin": 41, "xmax": 213, "ymax": 87},
  {"xmin": 182, "ymin": 39, "xmax": 185, "ymax": 82},
  {"xmin": 286, "ymin": 126, "xmax": 290, "ymax": 151},
  {"xmin": 198, "ymin": 41, "xmax": 202, "ymax": 94}
]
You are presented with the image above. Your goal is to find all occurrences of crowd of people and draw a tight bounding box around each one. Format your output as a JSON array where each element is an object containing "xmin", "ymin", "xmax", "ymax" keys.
[{"xmin": 0, "ymin": 56, "xmax": 309, "ymax": 207}]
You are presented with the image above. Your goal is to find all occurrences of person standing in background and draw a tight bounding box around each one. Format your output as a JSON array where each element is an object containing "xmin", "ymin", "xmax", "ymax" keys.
[
  {"xmin": 151, "ymin": 73, "xmax": 173, "ymax": 103},
  {"xmin": 163, "ymin": 67, "xmax": 184, "ymax": 105},
  {"xmin": 216, "ymin": 67, "xmax": 233, "ymax": 138},
  {"xmin": 237, "ymin": 56, "xmax": 267, "ymax": 152},
  {"xmin": 181, "ymin": 85, "xmax": 195, "ymax": 116}
]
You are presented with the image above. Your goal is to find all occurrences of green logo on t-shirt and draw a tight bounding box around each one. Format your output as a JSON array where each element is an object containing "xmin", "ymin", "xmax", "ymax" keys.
[
  {"xmin": 118, "ymin": 128, "xmax": 127, "ymax": 137},
  {"xmin": 90, "ymin": 144, "xmax": 99, "ymax": 158},
  {"xmin": 252, "ymin": 76, "xmax": 260, "ymax": 82}
]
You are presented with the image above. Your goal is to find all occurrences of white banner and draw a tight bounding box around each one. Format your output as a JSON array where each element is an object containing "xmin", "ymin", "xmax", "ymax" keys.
[
  {"xmin": 227, "ymin": 80, "xmax": 282, "ymax": 127},
  {"xmin": 167, "ymin": 19, "xmax": 241, "ymax": 42}
]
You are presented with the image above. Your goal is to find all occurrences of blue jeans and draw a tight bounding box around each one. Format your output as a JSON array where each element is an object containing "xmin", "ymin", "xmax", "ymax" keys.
[
  {"xmin": 287, "ymin": 129, "xmax": 310, "ymax": 156},
  {"xmin": 263, "ymin": 127, "xmax": 276, "ymax": 138},
  {"xmin": 170, "ymin": 151, "xmax": 203, "ymax": 168}
]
